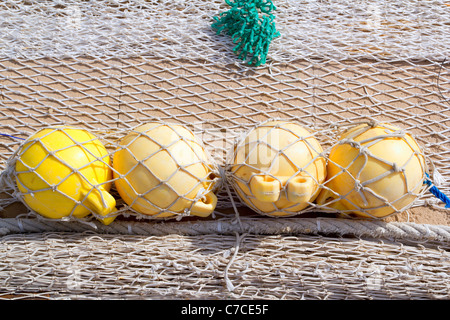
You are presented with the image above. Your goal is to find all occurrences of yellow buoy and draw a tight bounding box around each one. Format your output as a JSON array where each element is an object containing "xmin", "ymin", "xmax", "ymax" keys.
[
  {"xmin": 228, "ymin": 121, "xmax": 327, "ymax": 216},
  {"xmin": 113, "ymin": 122, "xmax": 220, "ymax": 218},
  {"xmin": 15, "ymin": 126, "xmax": 117, "ymax": 225},
  {"xmin": 316, "ymin": 122, "xmax": 427, "ymax": 218}
]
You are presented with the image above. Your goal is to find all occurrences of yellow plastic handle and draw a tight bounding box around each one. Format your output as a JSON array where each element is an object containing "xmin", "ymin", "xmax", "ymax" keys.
[
  {"xmin": 190, "ymin": 191, "xmax": 218, "ymax": 217},
  {"xmin": 250, "ymin": 175, "xmax": 281, "ymax": 202},
  {"xmin": 83, "ymin": 186, "xmax": 118, "ymax": 225},
  {"xmin": 286, "ymin": 175, "xmax": 314, "ymax": 204}
]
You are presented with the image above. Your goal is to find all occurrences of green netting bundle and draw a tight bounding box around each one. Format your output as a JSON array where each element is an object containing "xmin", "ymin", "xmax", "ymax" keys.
[{"xmin": 212, "ymin": 0, "xmax": 280, "ymax": 67}]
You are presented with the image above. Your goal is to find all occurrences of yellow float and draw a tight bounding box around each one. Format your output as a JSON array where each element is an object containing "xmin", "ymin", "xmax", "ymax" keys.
[
  {"xmin": 228, "ymin": 120, "xmax": 327, "ymax": 216},
  {"xmin": 113, "ymin": 122, "xmax": 220, "ymax": 218},
  {"xmin": 15, "ymin": 126, "xmax": 117, "ymax": 225},
  {"xmin": 316, "ymin": 122, "xmax": 427, "ymax": 218}
]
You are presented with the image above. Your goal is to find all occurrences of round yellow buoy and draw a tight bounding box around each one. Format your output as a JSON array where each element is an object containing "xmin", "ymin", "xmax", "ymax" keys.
[
  {"xmin": 113, "ymin": 122, "xmax": 220, "ymax": 218},
  {"xmin": 15, "ymin": 127, "xmax": 117, "ymax": 225},
  {"xmin": 228, "ymin": 121, "xmax": 327, "ymax": 216},
  {"xmin": 316, "ymin": 122, "xmax": 427, "ymax": 218}
]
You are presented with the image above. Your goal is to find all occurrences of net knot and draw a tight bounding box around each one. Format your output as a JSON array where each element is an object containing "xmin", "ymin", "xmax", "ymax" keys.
[{"xmin": 359, "ymin": 145, "xmax": 369, "ymax": 155}]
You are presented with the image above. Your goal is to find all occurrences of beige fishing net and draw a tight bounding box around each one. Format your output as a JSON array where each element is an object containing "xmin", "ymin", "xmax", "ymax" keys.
[{"xmin": 0, "ymin": 0, "xmax": 449, "ymax": 300}]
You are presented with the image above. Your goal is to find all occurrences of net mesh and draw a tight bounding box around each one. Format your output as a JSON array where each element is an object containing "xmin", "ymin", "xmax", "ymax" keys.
[{"xmin": 0, "ymin": 0, "xmax": 449, "ymax": 299}]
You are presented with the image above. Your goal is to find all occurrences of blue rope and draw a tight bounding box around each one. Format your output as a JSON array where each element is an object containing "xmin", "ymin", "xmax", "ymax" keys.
[{"xmin": 424, "ymin": 173, "xmax": 450, "ymax": 208}]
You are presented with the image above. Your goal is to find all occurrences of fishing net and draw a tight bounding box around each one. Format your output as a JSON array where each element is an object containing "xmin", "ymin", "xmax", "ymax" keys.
[
  {"xmin": 7, "ymin": 124, "xmax": 221, "ymax": 224},
  {"xmin": 0, "ymin": 0, "xmax": 449, "ymax": 299}
]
